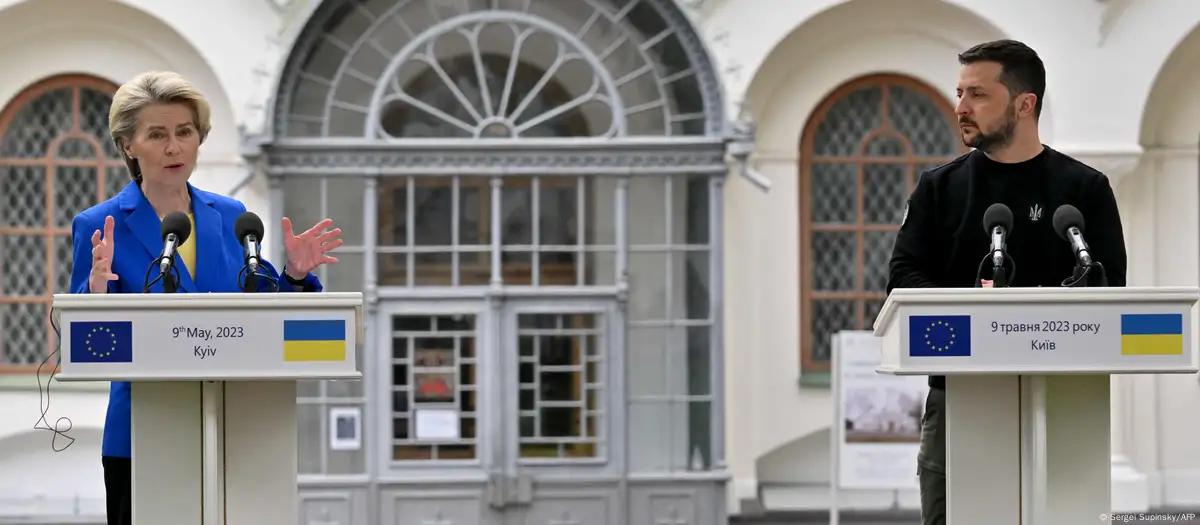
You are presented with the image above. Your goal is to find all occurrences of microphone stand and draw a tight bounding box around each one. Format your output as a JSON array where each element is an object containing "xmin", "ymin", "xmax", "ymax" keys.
[
  {"xmin": 1067, "ymin": 265, "xmax": 1089, "ymax": 288},
  {"xmin": 242, "ymin": 263, "xmax": 258, "ymax": 293},
  {"xmin": 163, "ymin": 270, "xmax": 178, "ymax": 293},
  {"xmin": 141, "ymin": 250, "xmax": 183, "ymax": 293},
  {"xmin": 1064, "ymin": 262, "xmax": 1108, "ymax": 288},
  {"xmin": 975, "ymin": 249, "xmax": 1015, "ymax": 288},
  {"xmin": 1093, "ymin": 262, "xmax": 1109, "ymax": 287},
  {"xmin": 991, "ymin": 259, "xmax": 1009, "ymax": 288},
  {"xmin": 161, "ymin": 256, "xmax": 180, "ymax": 293},
  {"xmin": 238, "ymin": 254, "xmax": 278, "ymax": 293}
]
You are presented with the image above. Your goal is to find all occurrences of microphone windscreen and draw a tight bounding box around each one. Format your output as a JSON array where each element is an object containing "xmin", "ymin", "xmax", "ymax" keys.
[
  {"xmin": 982, "ymin": 203, "xmax": 1014, "ymax": 234},
  {"xmin": 1052, "ymin": 204, "xmax": 1084, "ymax": 240},
  {"xmin": 161, "ymin": 211, "xmax": 192, "ymax": 245},
  {"xmin": 234, "ymin": 211, "xmax": 266, "ymax": 243}
]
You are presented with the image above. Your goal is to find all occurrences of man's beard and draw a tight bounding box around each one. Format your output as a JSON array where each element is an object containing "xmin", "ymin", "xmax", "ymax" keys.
[{"xmin": 961, "ymin": 104, "xmax": 1018, "ymax": 153}]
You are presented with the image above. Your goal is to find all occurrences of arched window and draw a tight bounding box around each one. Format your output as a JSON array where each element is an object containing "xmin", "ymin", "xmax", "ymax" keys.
[
  {"xmin": 799, "ymin": 74, "xmax": 963, "ymax": 374},
  {"xmin": 374, "ymin": 52, "xmax": 596, "ymax": 287},
  {"xmin": 0, "ymin": 75, "xmax": 123, "ymax": 371}
]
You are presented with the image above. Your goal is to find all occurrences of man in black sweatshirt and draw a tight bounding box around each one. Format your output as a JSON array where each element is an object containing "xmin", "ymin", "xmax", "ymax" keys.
[{"xmin": 887, "ymin": 40, "xmax": 1127, "ymax": 525}]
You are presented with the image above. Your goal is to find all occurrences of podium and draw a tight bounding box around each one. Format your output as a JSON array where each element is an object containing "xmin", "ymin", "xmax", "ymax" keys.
[
  {"xmin": 51, "ymin": 292, "xmax": 364, "ymax": 524},
  {"xmin": 873, "ymin": 286, "xmax": 1199, "ymax": 525}
]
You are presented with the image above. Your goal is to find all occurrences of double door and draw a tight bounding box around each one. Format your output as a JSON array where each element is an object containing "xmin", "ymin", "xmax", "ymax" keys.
[{"xmin": 376, "ymin": 297, "xmax": 624, "ymax": 525}]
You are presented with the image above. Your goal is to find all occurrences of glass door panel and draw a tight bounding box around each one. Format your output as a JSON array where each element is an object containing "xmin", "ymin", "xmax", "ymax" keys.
[
  {"xmin": 378, "ymin": 300, "xmax": 497, "ymax": 476},
  {"xmin": 515, "ymin": 312, "xmax": 605, "ymax": 460},
  {"xmin": 390, "ymin": 313, "xmax": 479, "ymax": 461},
  {"xmin": 502, "ymin": 300, "xmax": 622, "ymax": 475}
]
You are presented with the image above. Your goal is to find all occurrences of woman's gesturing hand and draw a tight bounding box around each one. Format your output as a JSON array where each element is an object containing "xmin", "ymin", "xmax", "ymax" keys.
[
  {"xmin": 89, "ymin": 215, "xmax": 119, "ymax": 294},
  {"xmin": 281, "ymin": 217, "xmax": 342, "ymax": 279}
]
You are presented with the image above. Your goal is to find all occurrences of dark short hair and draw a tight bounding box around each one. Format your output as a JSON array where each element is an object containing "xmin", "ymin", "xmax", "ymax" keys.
[{"xmin": 958, "ymin": 39, "xmax": 1046, "ymax": 119}]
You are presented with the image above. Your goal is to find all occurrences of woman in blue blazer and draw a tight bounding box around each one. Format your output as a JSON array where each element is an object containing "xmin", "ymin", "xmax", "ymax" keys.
[{"xmin": 68, "ymin": 71, "xmax": 343, "ymax": 525}]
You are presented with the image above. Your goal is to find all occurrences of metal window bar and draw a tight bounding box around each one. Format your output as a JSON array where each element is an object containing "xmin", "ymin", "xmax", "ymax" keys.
[
  {"xmin": 576, "ymin": 176, "xmax": 587, "ymax": 284},
  {"xmin": 406, "ymin": 175, "xmax": 416, "ymax": 286},
  {"xmin": 516, "ymin": 313, "xmax": 605, "ymax": 462},
  {"xmin": 532, "ymin": 175, "xmax": 540, "ymax": 285},
  {"xmin": 710, "ymin": 176, "xmax": 726, "ymax": 469},
  {"xmin": 490, "ymin": 177, "xmax": 503, "ymax": 286},
  {"xmin": 452, "ymin": 175, "xmax": 461, "ymax": 286},
  {"xmin": 390, "ymin": 318, "xmax": 479, "ymax": 462}
]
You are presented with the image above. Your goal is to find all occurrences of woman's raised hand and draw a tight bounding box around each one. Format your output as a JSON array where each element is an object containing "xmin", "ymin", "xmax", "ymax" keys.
[{"xmin": 89, "ymin": 215, "xmax": 119, "ymax": 294}]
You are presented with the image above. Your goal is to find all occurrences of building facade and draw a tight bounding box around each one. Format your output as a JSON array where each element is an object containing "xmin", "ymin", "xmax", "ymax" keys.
[
  {"xmin": 1, "ymin": 0, "xmax": 1200, "ymax": 523},
  {"xmin": 714, "ymin": 0, "xmax": 1200, "ymax": 516},
  {"xmin": 0, "ymin": 0, "xmax": 732, "ymax": 523}
]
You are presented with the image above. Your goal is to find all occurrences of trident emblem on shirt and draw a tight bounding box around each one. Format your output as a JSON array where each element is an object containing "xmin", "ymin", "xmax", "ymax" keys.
[{"xmin": 1029, "ymin": 204, "xmax": 1043, "ymax": 222}]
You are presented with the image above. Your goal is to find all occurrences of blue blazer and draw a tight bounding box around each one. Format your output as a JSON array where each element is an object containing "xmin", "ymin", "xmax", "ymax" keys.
[{"xmin": 68, "ymin": 181, "xmax": 324, "ymax": 458}]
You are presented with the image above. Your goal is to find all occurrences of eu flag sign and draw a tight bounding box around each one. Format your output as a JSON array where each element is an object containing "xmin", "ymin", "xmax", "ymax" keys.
[
  {"xmin": 908, "ymin": 315, "xmax": 972, "ymax": 357},
  {"xmin": 70, "ymin": 321, "xmax": 134, "ymax": 363}
]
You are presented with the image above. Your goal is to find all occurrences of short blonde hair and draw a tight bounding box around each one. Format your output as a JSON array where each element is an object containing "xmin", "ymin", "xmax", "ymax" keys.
[{"xmin": 108, "ymin": 71, "xmax": 212, "ymax": 180}]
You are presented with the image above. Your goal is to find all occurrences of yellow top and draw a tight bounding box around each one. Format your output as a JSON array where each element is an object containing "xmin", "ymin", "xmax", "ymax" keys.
[{"xmin": 177, "ymin": 212, "xmax": 196, "ymax": 280}]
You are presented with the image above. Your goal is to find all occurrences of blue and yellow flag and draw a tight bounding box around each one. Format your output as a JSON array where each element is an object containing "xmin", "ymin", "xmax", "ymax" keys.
[
  {"xmin": 70, "ymin": 321, "xmax": 133, "ymax": 363},
  {"xmin": 908, "ymin": 315, "xmax": 971, "ymax": 357},
  {"xmin": 1120, "ymin": 313, "xmax": 1183, "ymax": 355},
  {"xmin": 283, "ymin": 319, "xmax": 347, "ymax": 362}
]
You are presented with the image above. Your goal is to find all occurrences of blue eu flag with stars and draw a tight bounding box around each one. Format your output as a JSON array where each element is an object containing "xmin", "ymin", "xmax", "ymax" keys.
[
  {"xmin": 70, "ymin": 321, "xmax": 133, "ymax": 363},
  {"xmin": 908, "ymin": 315, "xmax": 971, "ymax": 357}
]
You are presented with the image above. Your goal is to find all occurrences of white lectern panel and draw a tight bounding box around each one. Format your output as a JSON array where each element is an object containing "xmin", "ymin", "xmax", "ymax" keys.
[
  {"xmin": 873, "ymin": 286, "xmax": 1198, "ymax": 524},
  {"xmin": 50, "ymin": 292, "xmax": 364, "ymax": 525}
]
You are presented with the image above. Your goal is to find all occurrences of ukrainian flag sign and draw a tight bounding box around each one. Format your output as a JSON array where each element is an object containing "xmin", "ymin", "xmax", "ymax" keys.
[
  {"xmin": 283, "ymin": 319, "xmax": 347, "ymax": 362},
  {"xmin": 1120, "ymin": 313, "xmax": 1184, "ymax": 356}
]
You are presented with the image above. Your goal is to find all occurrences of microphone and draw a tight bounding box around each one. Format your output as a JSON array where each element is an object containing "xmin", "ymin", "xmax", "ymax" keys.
[
  {"xmin": 233, "ymin": 211, "xmax": 277, "ymax": 293},
  {"xmin": 1052, "ymin": 204, "xmax": 1107, "ymax": 287},
  {"xmin": 157, "ymin": 211, "xmax": 191, "ymax": 293},
  {"xmin": 983, "ymin": 203, "xmax": 1013, "ymax": 268},
  {"xmin": 975, "ymin": 203, "xmax": 1015, "ymax": 288},
  {"xmin": 160, "ymin": 212, "xmax": 191, "ymax": 271},
  {"xmin": 1052, "ymin": 204, "xmax": 1092, "ymax": 266},
  {"xmin": 234, "ymin": 211, "xmax": 265, "ymax": 272}
]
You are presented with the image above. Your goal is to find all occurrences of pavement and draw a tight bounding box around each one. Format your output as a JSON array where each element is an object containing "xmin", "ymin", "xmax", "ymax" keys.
[{"xmin": 731, "ymin": 510, "xmax": 1200, "ymax": 524}]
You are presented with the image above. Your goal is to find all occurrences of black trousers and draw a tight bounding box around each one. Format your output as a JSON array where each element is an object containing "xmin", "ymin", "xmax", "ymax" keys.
[
  {"xmin": 102, "ymin": 456, "xmax": 131, "ymax": 525},
  {"xmin": 918, "ymin": 388, "xmax": 946, "ymax": 525}
]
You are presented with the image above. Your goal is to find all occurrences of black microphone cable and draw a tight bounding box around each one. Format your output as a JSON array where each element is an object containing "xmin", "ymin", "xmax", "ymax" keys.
[
  {"xmin": 34, "ymin": 306, "xmax": 76, "ymax": 452},
  {"xmin": 141, "ymin": 254, "xmax": 183, "ymax": 293},
  {"xmin": 974, "ymin": 250, "xmax": 1017, "ymax": 287},
  {"xmin": 237, "ymin": 262, "xmax": 279, "ymax": 293},
  {"xmin": 1061, "ymin": 261, "xmax": 1108, "ymax": 288}
]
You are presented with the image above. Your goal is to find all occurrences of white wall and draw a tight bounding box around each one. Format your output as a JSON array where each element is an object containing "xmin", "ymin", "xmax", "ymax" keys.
[
  {"xmin": 0, "ymin": 0, "xmax": 278, "ymax": 253},
  {"xmin": 0, "ymin": 0, "xmax": 280, "ymax": 516},
  {"xmin": 708, "ymin": 0, "xmax": 1200, "ymax": 515}
]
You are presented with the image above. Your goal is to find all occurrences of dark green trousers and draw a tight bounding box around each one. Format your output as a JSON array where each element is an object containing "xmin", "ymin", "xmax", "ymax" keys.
[{"xmin": 918, "ymin": 387, "xmax": 946, "ymax": 525}]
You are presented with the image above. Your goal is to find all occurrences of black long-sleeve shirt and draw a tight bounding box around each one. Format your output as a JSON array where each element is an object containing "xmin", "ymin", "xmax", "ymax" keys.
[{"xmin": 886, "ymin": 146, "xmax": 1127, "ymax": 389}]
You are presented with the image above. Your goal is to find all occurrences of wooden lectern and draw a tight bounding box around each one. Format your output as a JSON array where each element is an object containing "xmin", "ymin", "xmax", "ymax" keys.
[
  {"xmin": 52, "ymin": 292, "xmax": 364, "ymax": 524},
  {"xmin": 873, "ymin": 286, "xmax": 1199, "ymax": 524}
]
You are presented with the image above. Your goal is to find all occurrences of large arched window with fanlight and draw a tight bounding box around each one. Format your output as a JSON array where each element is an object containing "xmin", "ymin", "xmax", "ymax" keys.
[
  {"xmin": 374, "ymin": 51, "xmax": 598, "ymax": 287},
  {"xmin": 799, "ymin": 74, "xmax": 964, "ymax": 375},
  {"xmin": 267, "ymin": 1, "xmax": 729, "ymax": 520},
  {"xmin": 0, "ymin": 74, "xmax": 123, "ymax": 371}
]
